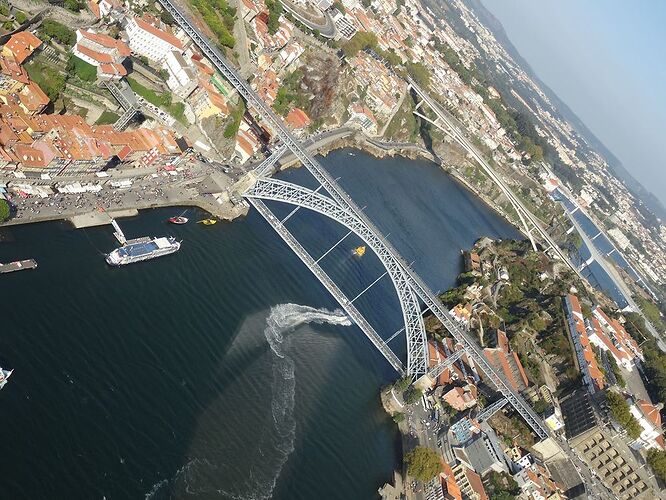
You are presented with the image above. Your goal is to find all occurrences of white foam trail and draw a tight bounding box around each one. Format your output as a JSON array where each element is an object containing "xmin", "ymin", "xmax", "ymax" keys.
[
  {"xmin": 259, "ymin": 304, "xmax": 351, "ymax": 497},
  {"xmin": 145, "ymin": 304, "xmax": 350, "ymax": 500}
]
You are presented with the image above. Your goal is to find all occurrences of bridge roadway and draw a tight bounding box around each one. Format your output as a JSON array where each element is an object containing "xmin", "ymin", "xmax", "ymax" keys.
[
  {"xmin": 158, "ymin": 0, "xmax": 428, "ymax": 378},
  {"xmin": 408, "ymin": 78, "xmax": 585, "ymax": 282},
  {"xmin": 158, "ymin": 0, "xmax": 550, "ymax": 440}
]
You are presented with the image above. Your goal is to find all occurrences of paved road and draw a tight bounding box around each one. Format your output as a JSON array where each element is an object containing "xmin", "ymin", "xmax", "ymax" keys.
[
  {"xmin": 279, "ymin": 0, "xmax": 336, "ymax": 38},
  {"xmin": 409, "ymin": 79, "xmax": 591, "ymax": 283},
  {"xmin": 569, "ymin": 213, "xmax": 666, "ymax": 350}
]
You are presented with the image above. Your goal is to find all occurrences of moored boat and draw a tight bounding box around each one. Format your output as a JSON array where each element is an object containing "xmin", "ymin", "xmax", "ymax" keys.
[
  {"xmin": 168, "ymin": 216, "xmax": 189, "ymax": 224},
  {"xmin": 105, "ymin": 219, "xmax": 181, "ymax": 266},
  {"xmin": 352, "ymin": 245, "xmax": 366, "ymax": 257},
  {"xmin": 198, "ymin": 218, "xmax": 217, "ymax": 225},
  {"xmin": 0, "ymin": 367, "xmax": 13, "ymax": 389}
]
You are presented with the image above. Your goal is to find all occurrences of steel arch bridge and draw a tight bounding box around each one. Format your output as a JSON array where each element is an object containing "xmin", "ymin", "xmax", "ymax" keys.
[{"xmin": 244, "ymin": 177, "xmax": 429, "ymax": 377}]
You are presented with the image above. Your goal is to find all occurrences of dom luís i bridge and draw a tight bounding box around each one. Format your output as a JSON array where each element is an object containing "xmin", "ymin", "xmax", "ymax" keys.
[{"xmin": 158, "ymin": 0, "xmax": 550, "ymax": 442}]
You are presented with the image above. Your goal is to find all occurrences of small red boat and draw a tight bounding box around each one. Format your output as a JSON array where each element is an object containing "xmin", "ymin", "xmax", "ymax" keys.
[{"xmin": 168, "ymin": 216, "xmax": 188, "ymax": 225}]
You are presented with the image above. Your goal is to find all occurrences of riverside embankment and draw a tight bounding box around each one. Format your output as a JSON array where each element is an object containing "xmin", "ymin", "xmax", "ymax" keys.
[{"xmin": 0, "ymin": 149, "xmax": 522, "ymax": 500}]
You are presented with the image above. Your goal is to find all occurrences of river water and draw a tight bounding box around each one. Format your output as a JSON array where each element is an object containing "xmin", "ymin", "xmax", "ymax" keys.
[{"xmin": 0, "ymin": 149, "xmax": 519, "ymax": 499}]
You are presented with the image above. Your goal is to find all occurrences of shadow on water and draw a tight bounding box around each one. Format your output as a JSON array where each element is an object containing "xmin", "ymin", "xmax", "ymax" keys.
[{"xmin": 0, "ymin": 149, "xmax": 522, "ymax": 499}]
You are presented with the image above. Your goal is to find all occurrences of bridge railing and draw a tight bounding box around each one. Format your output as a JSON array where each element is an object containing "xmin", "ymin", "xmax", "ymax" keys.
[{"xmin": 159, "ymin": 0, "xmax": 549, "ymax": 440}]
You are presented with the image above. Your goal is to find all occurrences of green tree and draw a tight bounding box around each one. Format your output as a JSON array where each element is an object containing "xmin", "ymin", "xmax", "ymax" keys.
[
  {"xmin": 403, "ymin": 386, "xmax": 422, "ymax": 405},
  {"xmin": 0, "ymin": 198, "xmax": 10, "ymax": 222},
  {"xmin": 405, "ymin": 446, "xmax": 441, "ymax": 482},
  {"xmin": 265, "ymin": 0, "xmax": 283, "ymax": 35},
  {"xmin": 606, "ymin": 391, "xmax": 642, "ymax": 439},
  {"xmin": 406, "ymin": 62, "xmax": 430, "ymax": 87},
  {"xmin": 64, "ymin": 0, "xmax": 82, "ymax": 12},
  {"xmin": 647, "ymin": 449, "xmax": 666, "ymax": 482},
  {"xmin": 40, "ymin": 20, "xmax": 76, "ymax": 46},
  {"xmin": 160, "ymin": 9, "xmax": 175, "ymax": 25},
  {"xmin": 533, "ymin": 399, "xmax": 549, "ymax": 414},
  {"xmin": 15, "ymin": 11, "xmax": 27, "ymax": 24},
  {"xmin": 223, "ymin": 99, "xmax": 246, "ymax": 138},
  {"xmin": 342, "ymin": 31, "xmax": 378, "ymax": 57}
]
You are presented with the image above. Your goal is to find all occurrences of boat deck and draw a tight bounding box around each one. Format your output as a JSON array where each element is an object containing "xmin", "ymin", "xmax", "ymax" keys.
[{"xmin": 0, "ymin": 259, "xmax": 37, "ymax": 274}]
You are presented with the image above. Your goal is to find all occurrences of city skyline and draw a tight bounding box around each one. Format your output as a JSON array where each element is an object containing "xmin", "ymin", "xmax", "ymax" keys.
[{"xmin": 482, "ymin": 0, "xmax": 666, "ymax": 207}]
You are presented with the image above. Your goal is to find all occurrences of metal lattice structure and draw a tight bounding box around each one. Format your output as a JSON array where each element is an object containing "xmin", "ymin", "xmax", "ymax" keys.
[
  {"xmin": 157, "ymin": 0, "xmax": 549, "ymax": 440},
  {"xmin": 476, "ymin": 398, "xmax": 509, "ymax": 422},
  {"xmin": 426, "ymin": 348, "xmax": 465, "ymax": 379},
  {"xmin": 409, "ymin": 78, "xmax": 585, "ymax": 280},
  {"xmin": 245, "ymin": 177, "xmax": 428, "ymax": 376},
  {"xmin": 249, "ymin": 198, "xmax": 405, "ymax": 374}
]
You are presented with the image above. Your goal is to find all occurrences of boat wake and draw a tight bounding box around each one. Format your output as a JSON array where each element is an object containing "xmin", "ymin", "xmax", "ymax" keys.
[
  {"xmin": 145, "ymin": 304, "xmax": 350, "ymax": 500},
  {"xmin": 258, "ymin": 304, "xmax": 351, "ymax": 498}
]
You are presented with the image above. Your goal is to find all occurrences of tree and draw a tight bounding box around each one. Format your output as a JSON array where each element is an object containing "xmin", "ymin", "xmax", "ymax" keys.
[
  {"xmin": 265, "ymin": 0, "xmax": 283, "ymax": 35},
  {"xmin": 406, "ymin": 62, "xmax": 430, "ymax": 87},
  {"xmin": 64, "ymin": 0, "xmax": 82, "ymax": 12},
  {"xmin": 40, "ymin": 20, "xmax": 76, "ymax": 47},
  {"xmin": 403, "ymin": 386, "xmax": 422, "ymax": 405},
  {"xmin": 0, "ymin": 199, "xmax": 9, "ymax": 222},
  {"xmin": 533, "ymin": 399, "xmax": 549, "ymax": 414},
  {"xmin": 405, "ymin": 446, "xmax": 441, "ymax": 482},
  {"xmin": 160, "ymin": 9, "xmax": 175, "ymax": 25},
  {"xmin": 647, "ymin": 449, "xmax": 666, "ymax": 482},
  {"xmin": 606, "ymin": 391, "xmax": 642, "ymax": 439},
  {"xmin": 342, "ymin": 31, "xmax": 378, "ymax": 57}
]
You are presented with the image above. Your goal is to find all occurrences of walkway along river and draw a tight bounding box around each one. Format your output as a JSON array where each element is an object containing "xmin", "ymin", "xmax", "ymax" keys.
[{"xmin": 0, "ymin": 149, "xmax": 520, "ymax": 499}]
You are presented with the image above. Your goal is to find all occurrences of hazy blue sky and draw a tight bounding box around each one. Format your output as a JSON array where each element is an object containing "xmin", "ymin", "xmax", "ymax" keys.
[{"xmin": 481, "ymin": 0, "xmax": 666, "ymax": 206}]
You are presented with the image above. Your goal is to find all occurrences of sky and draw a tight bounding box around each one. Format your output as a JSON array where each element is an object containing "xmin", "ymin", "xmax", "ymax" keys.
[{"xmin": 481, "ymin": 0, "xmax": 666, "ymax": 207}]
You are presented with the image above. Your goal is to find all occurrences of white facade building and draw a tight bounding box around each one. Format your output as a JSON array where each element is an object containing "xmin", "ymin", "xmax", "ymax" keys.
[
  {"xmin": 161, "ymin": 50, "xmax": 197, "ymax": 99},
  {"xmin": 125, "ymin": 17, "xmax": 184, "ymax": 63}
]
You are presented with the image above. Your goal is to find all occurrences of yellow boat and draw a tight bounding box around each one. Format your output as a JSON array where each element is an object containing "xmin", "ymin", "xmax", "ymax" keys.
[
  {"xmin": 352, "ymin": 245, "xmax": 366, "ymax": 257},
  {"xmin": 198, "ymin": 218, "xmax": 217, "ymax": 225}
]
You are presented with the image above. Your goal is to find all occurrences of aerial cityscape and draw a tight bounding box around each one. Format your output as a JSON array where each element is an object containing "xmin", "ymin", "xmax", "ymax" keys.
[{"xmin": 0, "ymin": 0, "xmax": 664, "ymax": 498}]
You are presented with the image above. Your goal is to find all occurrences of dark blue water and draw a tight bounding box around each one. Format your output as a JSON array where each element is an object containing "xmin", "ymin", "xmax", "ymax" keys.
[{"xmin": 0, "ymin": 149, "xmax": 519, "ymax": 499}]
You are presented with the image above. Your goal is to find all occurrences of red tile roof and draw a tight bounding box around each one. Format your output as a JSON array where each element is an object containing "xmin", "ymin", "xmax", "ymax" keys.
[
  {"xmin": 133, "ymin": 17, "xmax": 183, "ymax": 50},
  {"xmin": 637, "ymin": 400, "xmax": 663, "ymax": 429},
  {"xmin": 75, "ymin": 43, "xmax": 114, "ymax": 64},
  {"xmin": 286, "ymin": 108, "xmax": 311, "ymax": 129},
  {"xmin": 78, "ymin": 29, "xmax": 131, "ymax": 57},
  {"xmin": 19, "ymin": 82, "xmax": 49, "ymax": 113},
  {"xmin": 4, "ymin": 31, "xmax": 42, "ymax": 64}
]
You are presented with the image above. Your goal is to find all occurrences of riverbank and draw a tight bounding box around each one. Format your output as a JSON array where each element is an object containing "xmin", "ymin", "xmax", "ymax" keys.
[
  {"xmin": 1, "ymin": 160, "xmax": 248, "ymax": 230},
  {"xmin": 281, "ymin": 131, "xmax": 531, "ymax": 244},
  {"xmin": 1, "ymin": 132, "xmax": 513, "ymax": 241}
]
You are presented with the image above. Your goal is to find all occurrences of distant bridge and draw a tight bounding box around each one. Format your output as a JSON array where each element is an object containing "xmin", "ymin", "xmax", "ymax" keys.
[{"xmin": 157, "ymin": 0, "xmax": 550, "ymax": 440}]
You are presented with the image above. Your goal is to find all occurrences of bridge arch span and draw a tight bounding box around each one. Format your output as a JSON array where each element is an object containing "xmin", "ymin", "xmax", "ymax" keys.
[{"xmin": 244, "ymin": 177, "xmax": 429, "ymax": 376}]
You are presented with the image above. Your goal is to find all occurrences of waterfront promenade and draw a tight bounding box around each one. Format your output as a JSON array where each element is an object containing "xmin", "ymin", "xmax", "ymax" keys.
[{"xmin": 1, "ymin": 159, "xmax": 247, "ymax": 229}]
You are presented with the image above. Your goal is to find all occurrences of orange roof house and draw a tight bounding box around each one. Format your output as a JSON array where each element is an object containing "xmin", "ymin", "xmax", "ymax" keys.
[
  {"xmin": 483, "ymin": 330, "xmax": 529, "ymax": 392},
  {"xmin": 2, "ymin": 31, "xmax": 42, "ymax": 64},
  {"xmin": 286, "ymin": 108, "xmax": 311, "ymax": 130},
  {"xmin": 18, "ymin": 82, "xmax": 49, "ymax": 114}
]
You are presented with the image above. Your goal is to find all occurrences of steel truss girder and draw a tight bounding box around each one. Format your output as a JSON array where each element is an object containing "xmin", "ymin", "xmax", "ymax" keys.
[
  {"xmin": 245, "ymin": 177, "xmax": 428, "ymax": 376},
  {"xmin": 476, "ymin": 397, "xmax": 508, "ymax": 422},
  {"xmin": 427, "ymin": 348, "xmax": 465, "ymax": 379},
  {"xmin": 157, "ymin": 0, "xmax": 549, "ymax": 440},
  {"xmin": 249, "ymin": 198, "xmax": 405, "ymax": 374}
]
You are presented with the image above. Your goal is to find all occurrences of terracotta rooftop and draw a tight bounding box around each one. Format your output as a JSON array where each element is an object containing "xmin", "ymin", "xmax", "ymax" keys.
[
  {"xmin": 78, "ymin": 29, "xmax": 131, "ymax": 57},
  {"xmin": 4, "ymin": 31, "xmax": 42, "ymax": 64},
  {"xmin": 133, "ymin": 16, "xmax": 183, "ymax": 50}
]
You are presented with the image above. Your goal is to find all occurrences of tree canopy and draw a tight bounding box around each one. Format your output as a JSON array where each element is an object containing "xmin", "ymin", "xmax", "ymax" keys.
[
  {"xmin": 265, "ymin": 0, "xmax": 283, "ymax": 36},
  {"xmin": 342, "ymin": 31, "xmax": 378, "ymax": 58},
  {"xmin": 606, "ymin": 391, "xmax": 642, "ymax": 439},
  {"xmin": 406, "ymin": 62, "xmax": 430, "ymax": 87},
  {"xmin": 405, "ymin": 446, "xmax": 441, "ymax": 482},
  {"xmin": 0, "ymin": 199, "xmax": 9, "ymax": 222},
  {"xmin": 39, "ymin": 20, "xmax": 76, "ymax": 47},
  {"xmin": 647, "ymin": 449, "xmax": 666, "ymax": 482}
]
